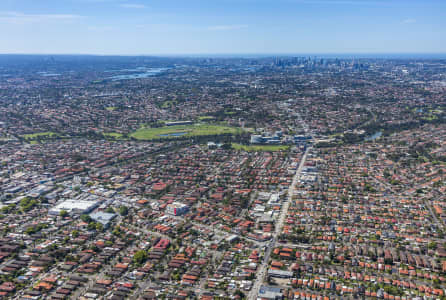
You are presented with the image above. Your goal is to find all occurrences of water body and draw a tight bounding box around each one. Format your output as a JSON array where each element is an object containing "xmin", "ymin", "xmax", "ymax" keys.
[
  {"xmin": 365, "ymin": 131, "xmax": 382, "ymax": 141},
  {"xmin": 108, "ymin": 68, "xmax": 168, "ymax": 81},
  {"xmin": 38, "ymin": 72, "xmax": 61, "ymax": 77},
  {"xmin": 158, "ymin": 132, "xmax": 187, "ymax": 137}
]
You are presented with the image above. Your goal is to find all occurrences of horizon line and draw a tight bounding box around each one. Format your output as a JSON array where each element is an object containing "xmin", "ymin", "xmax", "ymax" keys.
[{"xmin": 1, "ymin": 52, "xmax": 446, "ymax": 59}]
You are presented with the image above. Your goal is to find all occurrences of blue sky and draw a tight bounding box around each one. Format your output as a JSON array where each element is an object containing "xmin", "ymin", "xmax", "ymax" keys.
[{"xmin": 0, "ymin": 0, "xmax": 445, "ymax": 55}]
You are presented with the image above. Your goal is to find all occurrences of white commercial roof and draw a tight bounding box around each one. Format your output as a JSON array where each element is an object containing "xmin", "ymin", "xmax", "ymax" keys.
[{"xmin": 49, "ymin": 199, "xmax": 99, "ymax": 215}]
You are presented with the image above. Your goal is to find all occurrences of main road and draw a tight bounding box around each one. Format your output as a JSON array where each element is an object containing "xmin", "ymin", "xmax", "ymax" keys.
[{"xmin": 248, "ymin": 146, "xmax": 311, "ymax": 300}]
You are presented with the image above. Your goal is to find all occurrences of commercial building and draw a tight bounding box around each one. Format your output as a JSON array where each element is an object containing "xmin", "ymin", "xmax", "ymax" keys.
[
  {"xmin": 250, "ymin": 134, "xmax": 281, "ymax": 145},
  {"xmin": 165, "ymin": 121, "xmax": 193, "ymax": 126},
  {"xmin": 267, "ymin": 269, "xmax": 293, "ymax": 278},
  {"xmin": 165, "ymin": 202, "xmax": 189, "ymax": 216},
  {"xmin": 49, "ymin": 200, "xmax": 99, "ymax": 216},
  {"xmin": 258, "ymin": 286, "xmax": 283, "ymax": 299},
  {"xmin": 89, "ymin": 211, "xmax": 116, "ymax": 228}
]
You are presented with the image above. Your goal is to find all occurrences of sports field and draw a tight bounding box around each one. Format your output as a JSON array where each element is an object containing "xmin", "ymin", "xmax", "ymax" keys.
[
  {"xmin": 22, "ymin": 132, "xmax": 58, "ymax": 139},
  {"xmin": 130, "ymin": 124, "xmax": 243, "ymax": 140}
]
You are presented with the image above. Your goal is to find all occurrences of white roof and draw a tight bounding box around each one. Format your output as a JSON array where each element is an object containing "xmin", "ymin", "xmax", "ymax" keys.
[{"xmin": 49, "ymin": 199, "xmax": 99, "ymax": 214}]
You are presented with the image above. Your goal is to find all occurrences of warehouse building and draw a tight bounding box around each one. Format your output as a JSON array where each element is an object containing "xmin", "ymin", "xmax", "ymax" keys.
[{"xmin": 49, "ymin": 200, "xmax": 100, "ymax": 216}]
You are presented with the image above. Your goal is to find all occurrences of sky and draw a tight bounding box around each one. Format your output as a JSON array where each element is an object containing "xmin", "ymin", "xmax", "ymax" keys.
[{"xmin": 0, "ymin": 0, "xmax": 446, "ymax": 55}]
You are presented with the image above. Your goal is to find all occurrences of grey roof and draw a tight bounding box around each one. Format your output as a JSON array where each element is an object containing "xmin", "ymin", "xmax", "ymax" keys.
[{"xmin": 89, "ymin": 211, "xmax": 116, "ymax": 225}]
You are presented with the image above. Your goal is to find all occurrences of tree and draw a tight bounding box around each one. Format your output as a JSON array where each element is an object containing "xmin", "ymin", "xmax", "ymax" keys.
[
  {"xmin": 20, "ymin": 197, "xmax": 38, "ymax": 212},
  {"xmin": 133, "ymin": 250, "xmax": 148, "ymax": 265},
  {"xmin": 95, "ymin": 222, "xmax": 104, "ymax": 232},
  {"xmin": 428, "ymin": 241, "xmax": 437, "ymax": 250},
  {"xmin": 80, "ymin": 214, "xmax": 92, "ymax": 223},
  {"xmin": 113, "ymin": 226, "xmax": 122, "ymax": 236},
  {"xmin": 87, "ymin": 222, "xmax": 97, "ymax": 231},
  {"xmin": 59, "ymin": 210, "xmax": 68, "ymax": 218},
  {"xmin": 234, "ymin": 290, "xmax": 246, "ymax": 298},
  {"xmin": 119, "ymin": 206, "xmax": 129, "ymax": 216},
  {"xmin": 221, "ymin": 142, "xmax": 232, "ymax": 150}
]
